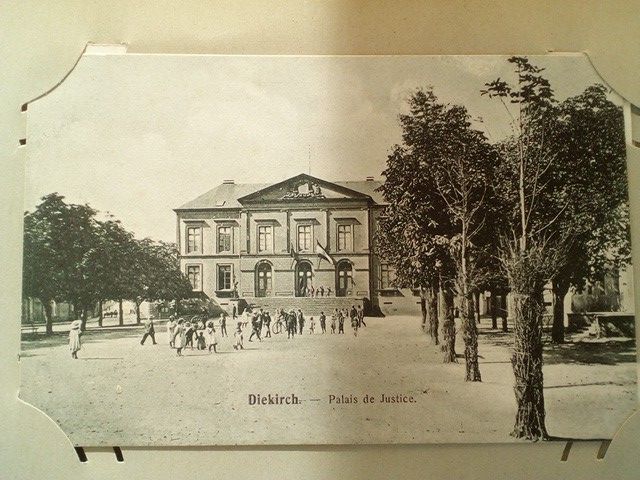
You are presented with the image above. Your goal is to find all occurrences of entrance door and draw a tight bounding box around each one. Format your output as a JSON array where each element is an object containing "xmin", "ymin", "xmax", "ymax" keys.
[
  {"xmin": 296, "ymin": 261, "xmax": 313, "ymax": 297},
  {"xmin": 256, "ymin": 262, "xmax": 272, "ymax": 297},
  {"xmin": 336, "ymin": 261, "xmax": 353, "ymax": 297}
]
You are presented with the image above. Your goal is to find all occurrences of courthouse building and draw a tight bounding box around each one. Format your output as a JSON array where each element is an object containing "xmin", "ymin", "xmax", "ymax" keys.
[{"xmin": 174, "ymin": 173, "xmax": 411, "ymax": 314}]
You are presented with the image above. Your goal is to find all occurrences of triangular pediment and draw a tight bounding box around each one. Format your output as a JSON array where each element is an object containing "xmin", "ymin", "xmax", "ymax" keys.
[{"xmin": 237, "ymin": 174, "xmax": 372, "ymax": 204}]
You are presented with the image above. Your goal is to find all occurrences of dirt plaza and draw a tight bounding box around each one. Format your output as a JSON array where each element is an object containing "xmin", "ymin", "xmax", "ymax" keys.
[{"xmin": 20, "ymin": 315, "xmax": 637, "ymax": 446}]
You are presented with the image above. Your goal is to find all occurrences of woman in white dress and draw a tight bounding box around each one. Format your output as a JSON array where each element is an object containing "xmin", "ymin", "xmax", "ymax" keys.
[
  {"xmin": 172, "ymin": 319, "xmax": 186, "ymax": 356},
  {"xmin": 68, "ymin": 320, "xmax": 82, "ymax": 359},
  {"xmin": 166, "ymin": 316, "xmax": 176, "ymax": 347},
  {"xmin": 205, "ymin": 320, "xmax": 218, "ymax": 353}
]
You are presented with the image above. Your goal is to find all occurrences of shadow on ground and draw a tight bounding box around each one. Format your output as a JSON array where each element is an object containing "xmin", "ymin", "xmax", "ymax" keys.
[
  {"xmin": 480, "ymin": 329, "xmax": 636, "ymax": 366},
  {"xmin": 21, "ymin": 327, "xmax": 142, "ymax": 351}
]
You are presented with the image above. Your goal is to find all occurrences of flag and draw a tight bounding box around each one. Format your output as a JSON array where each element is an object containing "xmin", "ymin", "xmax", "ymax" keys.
[
  {"xmin": 290, "ymin": 242, "xmax": 298, "ymax": 269},
  {"xmin": 316, "ymin": 240, "xmax": 335, "ymax": 265}
]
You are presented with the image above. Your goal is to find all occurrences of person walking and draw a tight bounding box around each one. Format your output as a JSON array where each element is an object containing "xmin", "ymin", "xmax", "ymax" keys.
[
  {"xmin": 350, "ymin": 306, "xmax": 359, "ymax": 337},
  {"xmin": 297, "ymin": 309, "xmax": 305, "ymax": 335},
  {"xmin": 68, "ymin": 319, "xmax": 82, "ymax": 359},
  {"xmin": 166, "ymin": 315, "xmax": 176, "ymax": 347},
  {"xmin": 338, "ymin": 309, "xmax": 345, "ymax": 334},
  {"xmin": 357, "ymin": 305, "xmax": 366, "ymax": 327},
  {"xmin": 309, "ymin": 317, "xmax": 316, "ymax": 334},
  {"xmin": 319, "ymin": 311, "xmax": 326, "ymax": 333},
  {"xmin": 233, "ymin": 320, "xmax": 244, "ymax": 350},
  {"xmin": 205, "ymin": 320, "xmax": 218, "ymax": 353},
  {"xmin": 330, "ymin": 312, "xmax": 337, "ymax": 334},
  {"xmin": 263, "ymin": 310, "xmax": 272, "ymax": 338},
  {"xmin": 140, "ymin": 317, "xmax": 157, "ymax": 345},
  {"xmin": 232, "ymin": 304, "xmax": 237, "ymax": 320},
  {"xmin": 173, "ymin": 319, "xmax": 186, "ymax": 356},
  {"xmin": 249, "ymin": 311, "xmax": 262, "ymax": 342},
  {"xmin": 184, "ymin": 321, "xmax": 195, "ymax": 349},
  {"xmin": 219, "ymin": 311, "xmax": 228, "ymax": 337},
  {"xmin": 287, "ymin": 309, "xmax": 297, "ymax": 339}
]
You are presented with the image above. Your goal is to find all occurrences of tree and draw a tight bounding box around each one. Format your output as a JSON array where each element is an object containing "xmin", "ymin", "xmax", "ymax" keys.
[
  {"xmin": 548, "ymin": 85, "xmax": 630, "ymax": 342},
  {"xmin": 128, "ymin": 239, "xmax": 193, "ymax": 322},
  {"xmin": 376, "ymin": 89, "xmax": 459, "ymax": 360},
  {"xmin": 90, "ymin": 217, "xmax": 136, "ymax": 326},
  {"xmin": 22, "ymin": 194, "xmax": 98, "ymax": 334},
  {"xmin": 482, "ymin": 56, "xmax": 565, "ymax": 440},
  {"xmin": 431, "ymin": 109, "xmax": 497, "ymax": 382}
]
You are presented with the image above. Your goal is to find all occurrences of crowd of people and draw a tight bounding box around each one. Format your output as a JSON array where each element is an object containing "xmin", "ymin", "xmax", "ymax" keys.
[
  {"xmin": 66, "ymin": 304, "xmax": 368, "ymax": 358},
  {"xmin": 160, "ymin": 304, "xmax": 367, "ymax": 356}
]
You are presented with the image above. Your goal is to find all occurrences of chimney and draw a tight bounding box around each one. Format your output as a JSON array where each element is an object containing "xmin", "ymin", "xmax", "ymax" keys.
[
  {"xmin": 365, "ymin": 176, "xmax": 375, "ymax": 182},
  {"xmin": 223, "ymin": 179, "xmax": 235, "ymax": 184}
]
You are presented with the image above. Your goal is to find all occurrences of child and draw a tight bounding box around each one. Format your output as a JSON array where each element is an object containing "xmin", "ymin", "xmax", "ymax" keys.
[
  {"xmin": 205, "ymin": 321, "xmax": 218, "ymax": 353},
  {"xmin": 167, "ymin": 316, "xmax": 176, "ymax": 347},
  {"xmin": 69, "ymin": 319, "xmax": 82, "ymax": 359},
  {"xmin": 196, "ymin": 330, "xmax": 207, "ymax": 350},
  {"xmin": 233, "ymin": 321, "xmax": 244, "ymax": 350},
  {"xmin": 184, "ymin": 322, "xmax": 195, "ymax": 349},
  {"xmin": 309, "ymin": 316, "xmax": 315, "ymax": 334},
  {"xmin": 173, "ymin": 319, "xmax": 186, "ymax": 356}
]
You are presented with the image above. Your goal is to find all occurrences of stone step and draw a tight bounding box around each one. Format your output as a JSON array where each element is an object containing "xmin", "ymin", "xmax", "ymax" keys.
[{"xmin": 242, "ymin": 296, "xmax": 365, "ymax": 316}]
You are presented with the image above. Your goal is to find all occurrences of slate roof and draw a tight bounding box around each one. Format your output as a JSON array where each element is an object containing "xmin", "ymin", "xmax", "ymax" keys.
[{"xmin": 175, "ymin": 176, "xmax": 386, "ymax": 210}]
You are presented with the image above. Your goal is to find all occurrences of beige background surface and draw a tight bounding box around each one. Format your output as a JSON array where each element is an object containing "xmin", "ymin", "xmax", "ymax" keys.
[{"xmin": 1, "ymin": 1, "xmax": 639, "ymax": 478}]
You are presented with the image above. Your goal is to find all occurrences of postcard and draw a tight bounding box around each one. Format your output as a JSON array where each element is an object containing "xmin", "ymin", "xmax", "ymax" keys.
[{"xmin": 19, "ymin": 53, "xmax": 636, "ymax": 446}]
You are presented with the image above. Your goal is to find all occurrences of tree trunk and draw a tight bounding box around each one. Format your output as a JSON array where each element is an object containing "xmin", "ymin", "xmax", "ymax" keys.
[
  {"xmin": 428, "ymin": 282, "xmax": 439, "ymax": 345},
  {"xmin": 42, "ymin": 299, "xmax": 53, "ymax": 335},
  {"xmin": 135, "ymin": 301, "xmax": 142, "ymax": 324},
  {"xmin": 420, "ymin": 288, "xmax": 428, "ymax": 333},
  {"xmin": 462, "ymin": 292, "xmax": 481, "ymax": 381},
  {"xmin": 501, "ymin": 293, "xmax": 508, "ymax": 332},
  {"xmin": 72, "ymin": 301, "xmax": 80, "ymax": 320},
  {"xmin": 490, "ymin": 291, "xmax": 498, "ymax": 329},
  {"xmin": 440, "ymin": 287, "xmax": 457, "ymax": 363},
  {"xmin": 98, "ymin": 300, "xmax": 103, "ymax": 327},
  {"xmin": 551, "ymin": 279, "xmax": 569, "ymax": 344},
  {"xmin": 118, "ymin": 299, "xmax": 124, "ymax": 326},
  {"xmin": 80, "ymin": 306, "xmax": 88, "ymax": 331},
  {"xmin": 510, "ymin": 291, "xmax": 548, "ymax": 440},
  {"xmin": 474, "ymin": 290, "xmax": 481, "ymax": 324}
]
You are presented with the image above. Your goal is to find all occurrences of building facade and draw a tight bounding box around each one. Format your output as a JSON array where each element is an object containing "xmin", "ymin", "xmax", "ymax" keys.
[{"xmin": 175, "ymin": 174, "xmax": 406, "ymax": 314}]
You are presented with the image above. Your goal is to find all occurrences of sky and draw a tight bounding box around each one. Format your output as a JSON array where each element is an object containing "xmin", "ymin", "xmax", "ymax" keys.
[{"xmin": 25, "ymin": 54, "xmax": 617, "ymax": 242}]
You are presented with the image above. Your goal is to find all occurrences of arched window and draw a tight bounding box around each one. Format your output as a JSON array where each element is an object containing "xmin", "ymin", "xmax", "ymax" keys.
[
  {"xmin": 336, "ymin": 261, "xmax": 353, "ymax": 297},
  {"xmin": 255, "ymin": 262, "xmax": 273, "ymax": 297},
  {"xmin": 295, "ymin": 261, "xmax": 313, "ymax": 297}
]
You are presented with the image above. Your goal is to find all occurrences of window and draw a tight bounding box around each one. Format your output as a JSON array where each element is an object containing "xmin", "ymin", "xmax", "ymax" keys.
[
  {"xmin": 256, "ymin": 262, "xmax": 273, "ymax": 296},
  {"xmin": 186, "ymin": 265, "xmax": 201, "ymax": 291},
  {"xmin": 218, "ymin": 226, "xmax": 232, "ymax": 253},
  {"xmin": 337, "ymin": 224, "xmax": 352, "ymax": 251},
  {"xmin": 186, "ymin": 226, "xmax": 201, "ymax": 253},
  {"xmin": 297, "ymin": 224, "xmax": 312, "ymax": 251},
  {"xmin": 380, "ymin": 263, "xmax": 396, "ymax": 289},
  {"xmin": 217, "ymin": 265, "xmax": 232, "ymax": 291},
  {"xmin": 257, "ymin": 225, "xmax": 273, "ymax": 252}
]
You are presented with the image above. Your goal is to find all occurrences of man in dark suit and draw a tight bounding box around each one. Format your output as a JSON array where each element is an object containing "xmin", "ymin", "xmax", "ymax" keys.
[
  {"xmin": 297, "ymin": 309, "xmax": 305, "ymax": 335},
  {"xmin": 140, "ymin": 317, "xmax": 157, "ymax": 345}
]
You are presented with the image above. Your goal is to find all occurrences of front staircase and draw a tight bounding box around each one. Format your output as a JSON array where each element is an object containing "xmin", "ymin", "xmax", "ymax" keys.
[{"xmin": 241, "ymin": 296, "xmax": 365, "ymax": 316}]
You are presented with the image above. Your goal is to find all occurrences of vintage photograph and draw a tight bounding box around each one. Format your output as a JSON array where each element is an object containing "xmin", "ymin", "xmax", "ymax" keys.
[{"xmin": 19, "ymin": 54, "xmax": 636, "ymax": 446}]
